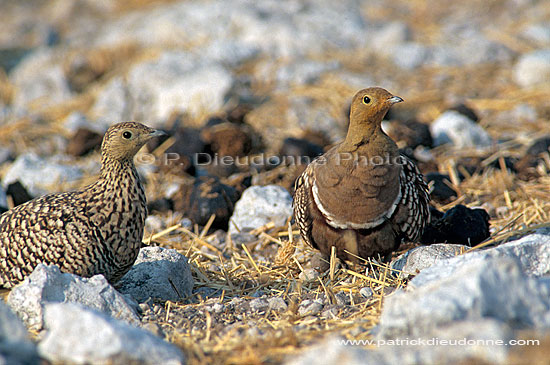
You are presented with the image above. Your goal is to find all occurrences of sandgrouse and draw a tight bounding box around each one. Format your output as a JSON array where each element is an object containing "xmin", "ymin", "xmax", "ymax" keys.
[
  {"xmin": 293, "ymin": 87, "xmax": 430, "ymax": 262},
  {"xmin": 0, "ymin": 122, "xmax": 165, "ymax": 288}
]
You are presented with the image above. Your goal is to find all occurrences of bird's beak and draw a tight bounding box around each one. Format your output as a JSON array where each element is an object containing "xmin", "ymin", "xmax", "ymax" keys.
[
  {"xmin": 388, "ymin": 96, "xmax": 404, "ymax": 104},
  {"xmin": 149, "ymin": 129, "xmax": 167, "ymax": 138}
]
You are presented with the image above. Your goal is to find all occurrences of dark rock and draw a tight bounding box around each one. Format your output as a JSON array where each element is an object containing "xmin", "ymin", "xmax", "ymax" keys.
[
  {"xmin": 280, "ymin": 137, "xmax": 323, "ymax": 162},
  {"xmin": 515, "ymin": 136, "xmax": 550, "ymax": 180},
  {"xmin": 525, "ymin": 137, "xmax": 550, "ymax": 156},
  {"xmin": 158, "ymin": 126, "xmax": 205, "ymax": 176},
  {"xmin": 425, "ymin": 172, "xmax": 457, "ymax": 203},
  {"xmin": 449, "ymin": 103, "xmax": 479, "ymax": 123},
  {"xmin": 0, "ymin": 47, "xmax": 31, "ymax": 73},
  {"xmin": 64, "ymin": 53, "xmax": 108, "ymax": 93},
  {"xmin": 0, "ymin": 206, "xmax": 8, "ymax": 214},
  {"xmin": 226, "ymin": 104, "xmax": 253, "ymax": 124},
  {"xmin": 385, "ymin": 119, "xmax": 433, "ymax": 149},
  {"xmin": 66, "ymin": 128, "xmax": 103, "ymax": 157},
  {"xmin": 421, "ymin": 205, "xmax": 490, "ymax": 246},
  {"xmin": 203, "ymin": 115, "xmax": 227, "ymax": 128},
  {"xmin": 147, "ymin": 198, "xmax": 173, "ymax": 213},
  {"xmin": 172, "ymin": 176, "xmax": 240, "ymax": 230},
  {"xmin": 6, "ymin": 181, "xmax": 33, "ymax": 207},
  {"xmin": 300, "ymin": 130, "xmax": 332, "ymax": 149},
  {"xmin": 201, "ymin": 122, "xmax": 255, "ymax": 157}
]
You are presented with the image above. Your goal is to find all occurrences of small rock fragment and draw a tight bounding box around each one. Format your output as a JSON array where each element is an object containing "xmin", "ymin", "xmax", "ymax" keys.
[
  {"xmin": 117, "ymin": 247, "xmax": 194, "ymax": 303},
  {"xmin": 420, "ymin": 205, "xmax": 490, "ymax": 246},
  {"xmin": 228, "ymin": 185, "xmax": 292, "ymax": 233},
  {"xmin": 38, "ymin": 303, "xmax": 185, "ymax": 365}
]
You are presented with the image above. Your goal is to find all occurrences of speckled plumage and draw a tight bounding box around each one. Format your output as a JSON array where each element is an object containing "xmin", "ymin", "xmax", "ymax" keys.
[
  {"xmin": 0, "ymin": 122, "xmax": 164, "ymax": 288},
  {"xmin": 293, "ymin": 88, "xmax": 430, "ymax": 262}
]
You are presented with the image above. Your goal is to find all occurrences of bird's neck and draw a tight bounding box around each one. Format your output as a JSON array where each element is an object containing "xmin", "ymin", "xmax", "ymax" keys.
[
  {"xmin": 97, "ymin": 156, "xmax": 141, "ymax": 191},
  {"xmin": 341, "ymin": 122, "xmax": 379, "ymax": 150}
]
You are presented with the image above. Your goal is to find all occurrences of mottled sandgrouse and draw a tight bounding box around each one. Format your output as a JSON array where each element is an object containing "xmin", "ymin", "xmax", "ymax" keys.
[
  {"xmin": 0, "ymin": 122, "xmax": 165, "ymax": 288},
  {"xmin": 293, "ymin": 87, "xmax": 430, "ymax": 262}
]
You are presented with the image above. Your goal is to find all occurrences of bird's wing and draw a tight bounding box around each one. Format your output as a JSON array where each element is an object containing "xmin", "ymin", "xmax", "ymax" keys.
[
  {"xmin": 293, "ymin": 165, "xmax": 316, "ymax": 249},
  {"xmin": 0, "ymin": 192, "xmax": 97, "ymax": 287},
  {"xmin": 310, "ymin": 148, "xmax": 402, "ymax": 230},
  {"xmin": 396, "ymin": 155, "xmax": 431, "ymax": 241}
]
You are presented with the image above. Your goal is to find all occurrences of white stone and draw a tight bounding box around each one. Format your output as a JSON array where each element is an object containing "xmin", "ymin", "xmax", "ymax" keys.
[
  {"xmin": 7, "ymin": 264, "xmax": 140, "ymax": 331},
  {"xmin": 117, "ymin": 247, "xmax": 194, "ymax": 303},
  {"xmin": 127, "ymin": 51, "xmax": 233, "ymax": 124},
  {"xmin": 0, "ymin": 301, "xmax": 39, "ymax": 365},
  {"xmin": 514, "ymin": 49, "xmax": 550, "ymax": 87},
  {"xmin": 90, "ymin": 76, "xmax": 132, "ymax": 131},
  {"xmin": 38, "ymin": 303, "xmax": 185, "ymax": 365},
  {"xmin": 229, "ymin": 185, "xmax": 293, "ymax": 233},
  {"xmin": 391, "ymin": 244, "xmax": 470, "ymax": 277},
  {"xmin": 430, "ymin": 110, "xmax": 493, "ymax": 148},
  {"xmin": 410, "ymin": 229, "xmax": 550, "ymax": 288},
  {"xmin": 378, "ymin": 257, "xmax": 550, "ymax": 339},
  {"xmin": 2, "ymin": 153, "xmax": 83, "ymax": 196},
  {"xmin": 10, "ymin": 48, "xmax": 72, "ymax": 112}
]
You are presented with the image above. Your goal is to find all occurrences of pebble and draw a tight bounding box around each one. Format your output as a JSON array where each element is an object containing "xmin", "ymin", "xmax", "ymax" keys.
[
  {"xmin": 420, "ymin": 205, "xmax": 490, "ymax": 246},
  {"xmin": 430, "ymin": 110, "xmax": 492, "ymax": 149},
  {"xmin": 513, "ymin": 49, "xmax": 550, "ymax": 87},
  {"xmin": 38, "ymin": 303, "xmax": 185, "ymax": 365},
  {"xmin": 298, "ymin": 299, "xmax": 324, "ymax": 317},
  {"xmin": 117, "ymin": 247, "xmax": 194, "ymax": 303},
  {"xmin": 228, "ymin": 185, "xmax": 293, "ymax": 234},
  {"xmin": 359, "ymin": 287, "xmax": 374, "ymax": 299},
  {"xmin": 2, "ymin": 153, "xmax": 83, "ymax": 196}
]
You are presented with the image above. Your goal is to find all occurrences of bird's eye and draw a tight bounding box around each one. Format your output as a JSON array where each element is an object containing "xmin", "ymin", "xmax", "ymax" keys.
[
  {"xmin": 362, "ymin": 96, "xmax": 371, "ymax": 105},
  {"xmin": 122, "ymin": 131, "xmax": 132, "ymax": 139}
]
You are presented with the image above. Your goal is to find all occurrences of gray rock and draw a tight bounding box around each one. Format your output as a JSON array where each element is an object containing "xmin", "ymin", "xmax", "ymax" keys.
[
  {"xmin": 260, "ymin": 59, "xmax": 340, "ymax": 88},
  {"xmin": 90, "ymin": 76, "xmax": 132, "ymax": 131},
  {"xmin": 286, "ymin": 96, "xmax": 345, "ymax": 143},
  {"xmin": 298, "ymin": 299, "xmax": 323, "ymax": 317},
  {"xmin": 514, "ymin": 49, "xmax": 550, "ymax": 87},
  {"xmin": 371, "ymin": 22, "xmax": 411, "ymax": 54},
  {"xmin": 75, "ymin": 0, "xmax": 369, "ymax": 59},
  {"xmin": 391, "ymin": 244, "xmax": 470, "ymax": 277},
  {"xmin": 298, "ymin": 268, "xmax": 319, "ymax": 282},
  {"xmin": 250, "ymin": 298, "xmax": 269, "ymax": 312},
  {"xmin": 288, "ymin": 320, "xmax": 515, "ymax": 365},
  {"xmin": 198, "ymin": 39, "xmax": 260, "ymax": 67},
  {"xmin": 0, "ymin": 185, "xmax": 6, "ymax": 208},
  {"xmin": 268, "ymin": 297, "xmax": 288, "ymax": 312},
  {"xmin": 286, "ymin": 336, "xmax": 382, "ymax": 365},
  {"xmin": 521, "ymin": 23, "xmax": 550, "ymax": 46},
  {"xmin": 392, "ymin": 42, "xmax": 431, "ymax": 70},
  {"xmin": 117, "ymin": 247, "xmax": 194, "ymax": 303},
  {"xmin": 411, "ymin": 230, "xmax": 550, "ymax": 287},
  {"xmin": 63, "ymin": 112, "xmax": 105, "ymax": 134},
  {"xmin": 430, "ymin": 110, "xmax": 493, "ymax": 148},
  {"xmin": 127, "ymin": 51, "xmax": 233, "ymax": 124},
  {"xmin": 0, "ymin": 301, "xmax": 39, "ymax": 365},
  {"xmin": 10, "ymin": 48, "xmax": 72, "ymax": 112},
  {"xmin": 378, "ymin": 257, "xmax": 550, "ymax": 339},
  {"xmin": 0, "ymin": 148, "xmax": 11, "ymax": 167},
  {"xmin": 7, "ymin": 264, "xmax": 140, "ymax": 331},
  {"xmin": 2, "ymin": 153, "xmax": 83, "ymax": 196},
  {"xmin": 229, "ymin": 185, "xmax": 292, "ymax": 233},
  {"xmin": 359, "ymin": 287, "xmax": 374, "ymax": 299},
  {"xmin": 38, "ymin": 303, "xmax": 185, "ymax": 365}
]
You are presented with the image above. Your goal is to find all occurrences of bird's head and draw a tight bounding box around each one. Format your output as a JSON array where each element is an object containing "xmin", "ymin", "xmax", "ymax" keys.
[
  {"xmin": 101, "ymin": 122, "xmax": 166, "ymax": 161},
  {"xmin": 349, "ymin": 87, "xmax": 403, "ymax": 128}
]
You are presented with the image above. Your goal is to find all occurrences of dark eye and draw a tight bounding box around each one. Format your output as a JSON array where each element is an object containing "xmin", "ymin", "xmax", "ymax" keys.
[
  {"xmin": 122, "ymin": 131, "xmax": 132, "ymax": 139},
  {"xmin": 362, "ymin": 96, "xmax": 371, "ymax": 104}
]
